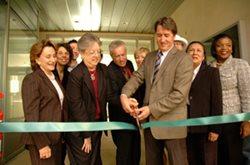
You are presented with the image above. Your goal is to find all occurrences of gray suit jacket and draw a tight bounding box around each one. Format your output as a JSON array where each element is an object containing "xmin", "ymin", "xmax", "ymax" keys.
[{"xmin": 122, "ymin": 47, "xmax": 193, "ymax": 139}]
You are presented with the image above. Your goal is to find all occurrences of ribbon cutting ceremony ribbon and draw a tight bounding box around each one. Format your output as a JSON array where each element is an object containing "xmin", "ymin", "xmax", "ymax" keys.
[
  {"xmin": 0, "ymin": 113, "xmax": 250, "ymax": 132},
  {"xmin": 142, "ymin": 112, "xmax": 250, "ymax": 129},
  {"xmin": 0, "ymin": 122, "xmax": 137, "ymax": 132}
]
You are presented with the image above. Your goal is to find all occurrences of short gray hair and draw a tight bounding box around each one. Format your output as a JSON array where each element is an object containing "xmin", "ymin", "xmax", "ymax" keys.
[
  {"xmin": 109, "ymin": 40, "xmax": 126, "ymax": 55},
  {"xmin": 77, "ymin": 33, "xmax": 101, "ymax": 52}
]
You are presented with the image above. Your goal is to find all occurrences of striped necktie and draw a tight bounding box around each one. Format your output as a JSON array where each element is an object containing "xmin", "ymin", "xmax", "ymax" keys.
[{"xmin": 152, "ymin": 52, "xmax": 163, "ymax": 83}]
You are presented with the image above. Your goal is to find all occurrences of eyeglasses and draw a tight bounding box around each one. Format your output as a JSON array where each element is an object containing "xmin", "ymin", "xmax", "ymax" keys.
[{"xmin": 87, "ymin": 50, "xmax": 102, "ymax": 56}]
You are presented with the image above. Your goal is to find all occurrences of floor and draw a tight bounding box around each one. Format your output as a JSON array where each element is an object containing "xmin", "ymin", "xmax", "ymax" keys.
[{"xmin": 6, "ymin": 131, "xmax": 145, "ymax": 165}]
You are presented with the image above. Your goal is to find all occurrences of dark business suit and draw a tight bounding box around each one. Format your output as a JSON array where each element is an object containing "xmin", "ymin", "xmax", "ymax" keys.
[
  {"xmin": 65, "ymin": 62, "xmax": 108, "ymax": 165},
  {"xmin": 21, "ymin": 68, "xmax": 65, "ymax": 165},
  {"xmin": 53, "ymin": 66, "xmax": 73, "ymax": 165},
  {"xmin": 53, "ymin": 65, "xmax": 70, "ymax": 90},
  {"xmin": 187, "ymin": 61, "xmax": 222, "ymax": 165},
  {"xmin": 108, "ymin": 60, "xmax": 140, "ymax": 165}
]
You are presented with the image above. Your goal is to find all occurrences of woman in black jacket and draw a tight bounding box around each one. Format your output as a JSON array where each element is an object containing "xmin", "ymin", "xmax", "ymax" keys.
[{"xmin": 186, "ymin": 41, "xmax": 223, "ymax": 165}]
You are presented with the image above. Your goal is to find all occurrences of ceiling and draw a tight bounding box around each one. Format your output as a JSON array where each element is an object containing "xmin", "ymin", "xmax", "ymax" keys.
[{"xmin": 9, "ymin": 0, "xmax": 184, "ymax": 33}]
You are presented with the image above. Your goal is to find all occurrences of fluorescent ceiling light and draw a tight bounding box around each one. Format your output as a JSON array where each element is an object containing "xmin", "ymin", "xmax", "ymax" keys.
[{"xmin": 72, "ymin": 0, "xmax": 101, "ymax": 31}]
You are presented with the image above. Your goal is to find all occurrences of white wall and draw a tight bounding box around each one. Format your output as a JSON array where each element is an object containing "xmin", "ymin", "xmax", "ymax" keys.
[{"xmin": 171, "ymin": 0, "xmax": 250, "ymax": 62}]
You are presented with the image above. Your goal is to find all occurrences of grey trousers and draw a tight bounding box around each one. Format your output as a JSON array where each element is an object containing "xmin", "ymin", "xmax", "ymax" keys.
[{"xmin": 144, "ymin": 128, "xmax": 188, "ymax": 165}]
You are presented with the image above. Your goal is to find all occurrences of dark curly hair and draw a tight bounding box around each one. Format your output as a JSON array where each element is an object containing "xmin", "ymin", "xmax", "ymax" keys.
[
  {"xmin": 56, "ymin": 42, "xmax": 73, "ymax": 64},
  {"xmin": 68, "ymin": 39, "xmax": 77, "ymax": 45}
]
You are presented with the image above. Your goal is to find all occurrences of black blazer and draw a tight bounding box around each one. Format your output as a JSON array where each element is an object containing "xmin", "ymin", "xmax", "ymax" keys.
[
  {"xmin": 188, "ymin": 61, "xmax": 222, "ymax": 134},
  {"xmin": 107, "ymin": 60, "xmax": 138, "ymax": 124},
  {"xmin": 21, "ymin": 68, "xmax": 65, "ymax": 149},
  {"xmin": 66, "ymin": 62, "xmax": 108, "ymax": 138},
  {"xmin": 53, "ymin": 65, "xmax": 70, "ymax": 89}
]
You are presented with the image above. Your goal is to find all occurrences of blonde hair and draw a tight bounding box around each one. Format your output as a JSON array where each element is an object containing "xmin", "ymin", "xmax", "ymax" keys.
[{"xmin": 134, "ymin": 47, "xmax": 150, "ymax": 59}]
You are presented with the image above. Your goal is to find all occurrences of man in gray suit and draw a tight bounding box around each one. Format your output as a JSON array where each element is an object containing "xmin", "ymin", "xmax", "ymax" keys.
[{"xmin": 120, "ymin": 17, "xmax": 193, "ymax": 165}]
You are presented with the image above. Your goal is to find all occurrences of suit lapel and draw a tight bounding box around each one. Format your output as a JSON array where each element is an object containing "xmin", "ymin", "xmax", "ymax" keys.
[
  {"xmin": 148, "ymin": 51, "xmax": 158, "ymax": 85},
  {"xmin": 37, "ymin": 68, "xmax": 59, "ymax": 98},
  {"xmin": 97, "ymin": 64, "xmax": 104, "ymax": 99},
  {"xmin": 81, "ymin": 63, "xmax": 95, "ymax": 99},
  {"xmin": 111, "ymin": 61, "xmax": 127, "ymax": 83},
  {"xmin": 153, "ymin": 48, "xmax": 177, "ymax": 85},
  {"xmin": 191, "ymin": 62, "xmax": 206, "ymax": 90}
]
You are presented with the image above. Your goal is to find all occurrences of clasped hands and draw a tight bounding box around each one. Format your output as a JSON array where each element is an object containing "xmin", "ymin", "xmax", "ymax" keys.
[
  {"xmin": 39, "ymin": 146, "xmax": 51, "ymax": 159},
  {"xmin": 241, "ymin": 121, "xmax": 250, "ymax": 138},
  {"xmin": 120, "ymin": 94, "xmax": 151, "ymax": 121}
]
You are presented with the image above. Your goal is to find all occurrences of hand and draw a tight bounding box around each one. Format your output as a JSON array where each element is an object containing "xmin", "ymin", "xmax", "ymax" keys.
[
  {"xmin": 137, "ymin": 106, "xmax": 151, "ymax": 121},
  {"xmin": 128, "ymin": 101, "xmax": 141, "ymax": 127},
  {"xmin": 208, "ymin": 132, "xmax": 219, "ymax": 142},
  {"xmin": 120, "ymin": 94, "xmax": 132, "ymax": 113},
  {"xmin": 39, "ymin": 146, "xmax": 51, "ymax": 159},
  {"xmin": 128, "ymin": 98, "xmax": 139, "ymax": 116},
  {"xmin": 82, "ymin": 137, "xmax": 91, "ymax": 153},
  {"xmin": 241, "ymin": 121, "xmax": 250, "ymax": 138},
  {"xmin": 120, "ymin": 94, "xmax": 138, "ymax": 114}
]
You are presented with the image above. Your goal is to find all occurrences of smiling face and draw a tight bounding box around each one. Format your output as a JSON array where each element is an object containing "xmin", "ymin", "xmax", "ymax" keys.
[
  {"xmin": 187, "ymin": 43, "xmax": 205, "ymax": 68},
  {"xmin": 56, "ymin": 46, "xmax": 70, "ymax": 66},
  {"xmin": 135, "ymin": 52, "xmax": 147, "ymax": 67},
  {"xmin": 36, "ymin": 46, "xmax": 57, "ymax": 74},
  {"xmin": 111, "ymin": 45, "xmax": 127, "ymax": 67},
  {"xmin": 174, "ymin": 41, "xmax": 185, "ymax": 51},
  {"xmin": 81, "ymin": 42, "xmax": 101, "ymax": 70},
  {"xmin": 69, "ymin": 42, "xmax": 79, "ymax": 60},
  {"xmin": 156, "ymin": 25, "xmax": 175, "ymax": 52},
  {"xmin": 215, "ymin": 37, "xmax": 233, "ymax": 63}
]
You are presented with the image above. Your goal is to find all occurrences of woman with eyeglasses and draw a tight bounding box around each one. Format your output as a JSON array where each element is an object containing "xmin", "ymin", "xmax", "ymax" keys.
[{"xmin": 65, "ymin": 33, "xmax": 110, "ymax": 164}]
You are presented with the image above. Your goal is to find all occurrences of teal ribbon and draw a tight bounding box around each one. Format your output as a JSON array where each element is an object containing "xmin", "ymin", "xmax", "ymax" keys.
[
  {"xmin": 0, "ymin": 122, "xmax": 137, "ymax": 133},
  {"xmin": 142, "ymin": 112, "xmax": 250, "ymax": 129},
  {"xmin": 0, "ymin": 113, "xmax": 250, "ymax": 132}
]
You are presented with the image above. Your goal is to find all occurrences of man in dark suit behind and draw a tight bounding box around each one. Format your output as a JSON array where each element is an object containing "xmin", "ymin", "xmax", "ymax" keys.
[{"xmin": 107, "ymin": 40, "xmax": 140, "ymax": 165}]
